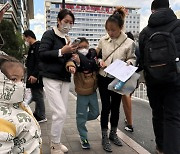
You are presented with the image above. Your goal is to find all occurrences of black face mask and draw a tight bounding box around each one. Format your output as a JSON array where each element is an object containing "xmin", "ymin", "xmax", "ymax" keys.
[{"xmin": 0, "ymin": 34, "xmax": 4, "ymax": 49}]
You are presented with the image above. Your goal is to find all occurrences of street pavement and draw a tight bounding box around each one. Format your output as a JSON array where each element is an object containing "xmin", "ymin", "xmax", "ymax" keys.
[{"xmin": 34, "ymin": 93, "xmax": 150, "ymax": 154}]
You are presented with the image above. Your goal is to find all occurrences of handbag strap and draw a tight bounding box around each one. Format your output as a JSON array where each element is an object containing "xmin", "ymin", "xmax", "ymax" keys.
[{"xmin": 103, "ymin": 37, "xmax": 127, "ymax": 62}]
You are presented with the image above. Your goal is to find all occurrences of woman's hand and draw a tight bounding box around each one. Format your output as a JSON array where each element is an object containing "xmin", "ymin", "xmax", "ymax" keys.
[
  {"xmin": 126, "ymin": 61, "xmax": 133, "ymax": 66},
  {"xmin": 99, "ymin": 60, "xmax": 107, "ymax": 69},
  {"xmin": 61, "ymin": 41, "xmax": 77, "ymax": 54},
  {"xmin": 69, "ymin": 66, "xmax": 76, "ymax": 74}
]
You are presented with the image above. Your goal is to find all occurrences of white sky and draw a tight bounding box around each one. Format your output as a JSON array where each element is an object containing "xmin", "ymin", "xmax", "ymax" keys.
[{"xmin": 30, "ymin": 0, "xmax": 180, "ymax": 40}]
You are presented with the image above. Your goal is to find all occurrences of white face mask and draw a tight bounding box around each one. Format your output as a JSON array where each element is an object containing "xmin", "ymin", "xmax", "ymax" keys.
[
  {"xmin": 25, "ymin": 41, "xmax": 30, "ymax": 47},
  {"xmin": 60, "ymin": 23, "xmax": 72, "ymax": 34},
  {"xmin": 78, "ymin": 48, "xmax": 89, "ymax": 56},
  {"xmin": 0, "ymin": 72, "xmax": 25, "ymax": 104}
]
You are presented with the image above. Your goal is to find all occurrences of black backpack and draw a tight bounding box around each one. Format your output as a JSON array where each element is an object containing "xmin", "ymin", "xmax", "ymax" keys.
[{"xmin": 144, "ymin": 20, "xmax": 180, "ymax": 84}]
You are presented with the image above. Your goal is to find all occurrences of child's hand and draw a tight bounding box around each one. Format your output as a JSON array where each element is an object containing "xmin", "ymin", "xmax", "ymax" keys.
[
  {"xmin": 72, "ymin": 54, "xmax": 80, "ymax": 64},
  {"xmin": 69, "ymin": 66, "xmax": 76, "ymax": 74}
]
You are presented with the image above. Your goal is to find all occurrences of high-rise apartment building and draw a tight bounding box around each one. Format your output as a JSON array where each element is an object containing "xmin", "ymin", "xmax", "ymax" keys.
[
  {"xmin": 0, "ymin": 0, "xmax": 34, "ymax": 32},
  {"xmin": 45, "ymin": 0, "xmax": 140, "ymax": 47},
  {"xmin": 175, "ymin": 10, "xmax": 180, "ymax": 19}
]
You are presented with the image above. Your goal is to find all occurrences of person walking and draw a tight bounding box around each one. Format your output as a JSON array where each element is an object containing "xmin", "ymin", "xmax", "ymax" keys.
[
  {"xmin": 23, "ymin": 30, "xmax": 47, "ymax": 123},
  {"xmin": 96, "ymin": 7, "xmax": 136, "ymax": 152},
  {"xmin": 38, "ymin": 9, "xmax": 77, "ymax": 154},
  {"xmin": 139, "ymin": 0, "xmax": 180, "ymax": 153},
  {"xmin": 67, "ymin": 37, "xmax": 99, "ymax": 149}
]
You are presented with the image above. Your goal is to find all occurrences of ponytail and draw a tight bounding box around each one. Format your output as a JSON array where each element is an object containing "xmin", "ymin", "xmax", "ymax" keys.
[
  {"xmin": 105, "ymin": 6, "xmax": 126, "ymax": 29},
  {"xmin": 113, "ymin": 6, "xmax": 126, "ymax": 20}
]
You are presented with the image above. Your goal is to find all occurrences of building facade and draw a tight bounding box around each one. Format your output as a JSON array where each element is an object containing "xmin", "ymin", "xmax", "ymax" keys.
[
  {"xmin": 175, "ymin": 10, "xmax": 180, "ymax": 19},
  {"xmin": 0, "ymin": 0, "xmax": 34, "ymax": 32},
  {"xmin": 45, "ymin": 0, "xmax": 140, "ymax": 47}
]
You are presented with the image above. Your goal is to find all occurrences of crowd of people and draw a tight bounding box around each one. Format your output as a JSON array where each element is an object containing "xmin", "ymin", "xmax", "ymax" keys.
[{"xmin": 0, "ymin": 0, "xmax": 180, "ymax": 153}]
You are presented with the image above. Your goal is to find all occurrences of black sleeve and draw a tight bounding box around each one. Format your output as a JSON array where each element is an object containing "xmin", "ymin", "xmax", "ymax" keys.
[
  {"xmin": 32, "ymin": 42, "xmax": 40, "ymax": 77},
  {"xmin": 38, "ymin": 30, "xmax": 59, "ymax": 62},
  {"xmin": 137, "ymin": 29, "xmax": 147, "ymax": 72},
  {"xmin": 78, "ymin": 48, "xmax": 98, "ymax": 71}
]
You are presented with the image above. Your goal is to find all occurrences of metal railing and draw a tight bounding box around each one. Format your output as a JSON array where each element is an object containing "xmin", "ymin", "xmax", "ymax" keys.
[{"xmin": 132, "ymin": 82, "xmax": 149, "ymax": 101}]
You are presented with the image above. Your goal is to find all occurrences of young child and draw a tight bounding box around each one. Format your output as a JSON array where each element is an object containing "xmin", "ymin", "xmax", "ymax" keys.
[
  {"xmin": 66, "ymin": 37, "xmax": 99, "ymax": 149},
  {"xmin": 0, "ymin": 55, "xmax": 42, "ymax": 153}
]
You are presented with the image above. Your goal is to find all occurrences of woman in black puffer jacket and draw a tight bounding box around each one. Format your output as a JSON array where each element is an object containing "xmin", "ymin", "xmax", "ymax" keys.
[{"xmin": 38, "ymin": 9, "xmax": 76, "ymax": 154}]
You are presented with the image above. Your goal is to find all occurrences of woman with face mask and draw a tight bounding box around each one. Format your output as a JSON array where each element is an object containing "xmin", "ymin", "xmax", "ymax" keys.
[
  {"xmin": 0, "ymin": 55, "xmax": 42, "ymax": 153},
  {"xmin": 66, "ymin": 37, "xmax": 99, "ymax": 149},
  {"xmin": 38, "ymin": 9, "xmax": 76, "ymax": 154}
]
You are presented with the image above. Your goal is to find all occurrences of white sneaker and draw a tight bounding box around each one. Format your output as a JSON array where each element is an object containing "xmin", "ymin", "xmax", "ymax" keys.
[
  {"xmin": 60, "ymin": 143, "xmax": 68, "ymax": 152},
  {"xmin": 50, "ymin": 142, "xmax": 64, "ymax": 154}
]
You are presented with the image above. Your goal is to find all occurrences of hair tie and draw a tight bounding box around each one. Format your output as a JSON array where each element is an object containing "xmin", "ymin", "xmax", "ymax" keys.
[{"xmin": 114, "ymin": 11, "xmax": 119, "ymax": 15}]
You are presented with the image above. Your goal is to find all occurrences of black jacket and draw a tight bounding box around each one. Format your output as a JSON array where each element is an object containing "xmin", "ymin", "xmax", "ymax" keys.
[
  {"xmin": 39, "ymin": 28, "xmax": 72, "ymax": 82},
  {"xmin": 77, "ymin": 48, "xmax": 99, "ymax": 73},
  {"xmin": 139, "ymin": 8, "xmax": 180, "ymax": 86},
  {"xmin": 26, "ymin": 41, "xmax": 43, "ymax": 88}
]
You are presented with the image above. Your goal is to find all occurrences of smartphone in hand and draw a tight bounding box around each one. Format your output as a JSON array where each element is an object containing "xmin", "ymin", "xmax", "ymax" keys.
[
  {"xmin": 0, "ymin": 1, "xmax": 11, "ymax": 13},
  {"xmin": 72, "ymin": 38, "xmax": 81, "ymax": 46}
]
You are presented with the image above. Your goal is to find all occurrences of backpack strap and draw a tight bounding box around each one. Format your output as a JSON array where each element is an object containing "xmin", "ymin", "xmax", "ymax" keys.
[{"xmin": 166, "ymin": 19, "xmax": 180, "ymax": 32}]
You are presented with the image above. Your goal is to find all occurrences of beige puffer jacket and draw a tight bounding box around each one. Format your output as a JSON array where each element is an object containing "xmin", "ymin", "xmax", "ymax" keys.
[{"xmin": 96, "ymin": 31, "xmax": 136, "ymax": 77}]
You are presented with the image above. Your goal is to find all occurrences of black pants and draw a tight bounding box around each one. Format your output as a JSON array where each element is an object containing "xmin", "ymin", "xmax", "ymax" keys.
[
  {"xmin": 30, "ymin": 87, "xmax": 46, "ymax": 119},
  {"xmin": 98, "ymin": 75, "xmax": 122, "ymax": 130},
  {"xmin": 147, "ymin": 86, "xmax": 180, "ymax": 154}
]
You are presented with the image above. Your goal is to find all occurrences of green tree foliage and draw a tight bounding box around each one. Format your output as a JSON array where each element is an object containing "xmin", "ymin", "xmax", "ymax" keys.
[{"xmin": 0, "ymin": 20, "xmax": 26, "ymax": 59}]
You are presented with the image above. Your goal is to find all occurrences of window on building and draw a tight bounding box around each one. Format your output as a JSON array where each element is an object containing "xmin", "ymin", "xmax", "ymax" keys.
[{"xmin": 55, "ymin": 4, "xmax": 59, "ymax": 8}]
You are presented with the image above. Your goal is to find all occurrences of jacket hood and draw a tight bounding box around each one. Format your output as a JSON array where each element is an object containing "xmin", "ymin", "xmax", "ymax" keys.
[
  {"xmin": 0, "ymin": 71, "xmax": 25, "ymax": 104},
  {"xmin": 148, "ymin": 8, "xmax": 177, "ymax": 28}
]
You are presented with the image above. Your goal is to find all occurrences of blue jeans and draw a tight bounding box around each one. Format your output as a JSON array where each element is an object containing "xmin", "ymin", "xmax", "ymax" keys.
[{"xmin": 76, "ymin": 92, "xmax": 99, "ymax": 140}]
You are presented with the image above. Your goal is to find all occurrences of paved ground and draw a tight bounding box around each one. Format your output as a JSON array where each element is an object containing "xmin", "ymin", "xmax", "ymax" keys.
[{"xmin": 32, "ymin": 93, "xmax": 150, "ymax": 154}]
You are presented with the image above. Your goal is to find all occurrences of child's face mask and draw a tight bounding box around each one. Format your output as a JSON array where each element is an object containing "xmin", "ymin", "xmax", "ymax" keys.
[
  {"xmin": 78, "ymin": 48, "xmax": 89, "ymax": 56},
  {"xmin": 0, "ymin": 71, "xmax": 25, "ymax": 104}
]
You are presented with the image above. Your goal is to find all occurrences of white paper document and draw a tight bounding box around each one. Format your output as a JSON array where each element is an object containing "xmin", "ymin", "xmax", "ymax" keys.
[{"xmin": 104, "ymin": 59, "xmax": 137, "ymax": 82}]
